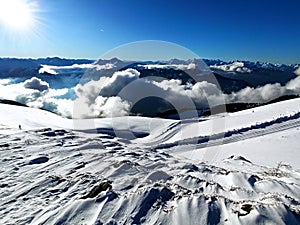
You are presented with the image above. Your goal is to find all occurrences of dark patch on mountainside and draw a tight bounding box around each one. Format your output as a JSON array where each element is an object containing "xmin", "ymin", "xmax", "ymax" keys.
[
  {"xmin": 137, "ymin": 67, "xmax": 252, "ymax": 93},
  {"xmin": 198, "ymin": 72, "xmax": 253, "ymax": 93},
  {"xmin": 159, "ymin": 95, "xmax": 299, "ymax": 119},
  {"xmin": 215, "ymin": 69, "xmax": 297, "ymax": 87}
]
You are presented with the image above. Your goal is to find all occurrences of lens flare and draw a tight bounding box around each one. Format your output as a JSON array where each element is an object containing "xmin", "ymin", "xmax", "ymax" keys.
[{"xmin": 0, "ymin": 0, "xmax": 37, "ymax": 31}]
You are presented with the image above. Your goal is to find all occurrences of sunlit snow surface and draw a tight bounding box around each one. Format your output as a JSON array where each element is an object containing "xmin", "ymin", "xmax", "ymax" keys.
[{"xmin": 0, "ymin": 99, "xmax": 300, "ymax": 224}]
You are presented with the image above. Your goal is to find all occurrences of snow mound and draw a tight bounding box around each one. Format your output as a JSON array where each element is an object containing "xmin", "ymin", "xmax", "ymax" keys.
[{"xmin": 0, "ymin": 129, "xmax": 299, "ymax": 224}]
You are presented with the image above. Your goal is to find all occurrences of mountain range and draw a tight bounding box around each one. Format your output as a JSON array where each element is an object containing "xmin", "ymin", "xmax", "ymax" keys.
[
  {"xmin": 0, "ymin": 57, "xmax": 299, "ymax": 90},
  {"xmin": 0, "ymin": 57, "xmax": 299, "ymax": 119}
]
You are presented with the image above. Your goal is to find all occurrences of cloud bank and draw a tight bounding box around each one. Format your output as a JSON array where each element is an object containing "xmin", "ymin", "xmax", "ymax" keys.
[
  {"xmin": 72, "ymin": 68, "xmax": 300, "ymax": 118},
  {"xmin": 38, "ymin": 63, "xmax": 115, "ymax": 75},
  {"xmin": 0, "ymin": 77, "xmax": 73, "ymax": 118},
  {"xmin": 1, "ymin": 66, "xmax": 300, "ymax": 118},
  {"xmin": 141, "ymin": 63, "xmax": 197, "ymax": 70}
]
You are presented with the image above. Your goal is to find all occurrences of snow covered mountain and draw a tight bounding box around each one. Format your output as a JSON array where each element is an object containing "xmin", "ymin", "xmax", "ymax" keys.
[
  {"xmin": 0, "ymin": 57, "xmax": 298, "ymax": 77},
  {"xmin": 0, "ymin": 97, "xmax": 299, "ymax": 224},
  {"xmin": 0, "ymin": 57, "xmax": 93, "ymax": 78}
]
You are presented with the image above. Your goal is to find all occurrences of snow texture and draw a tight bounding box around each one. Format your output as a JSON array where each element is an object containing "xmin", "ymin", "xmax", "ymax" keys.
[{"xmin": 0, "ymin": 98, "xmax": 299, "ymax": 224}]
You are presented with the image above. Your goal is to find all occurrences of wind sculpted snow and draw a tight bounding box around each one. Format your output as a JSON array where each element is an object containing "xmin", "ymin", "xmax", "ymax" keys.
[{"xmin": 0, "ymin": 98, "xmax": 300, "ymax": 224}]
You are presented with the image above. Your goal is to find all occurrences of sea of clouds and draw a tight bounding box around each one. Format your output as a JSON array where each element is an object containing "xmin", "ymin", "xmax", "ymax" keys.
[{"xmin": 1, "ymin": 65, "xmax": 300, "ymax": 118}]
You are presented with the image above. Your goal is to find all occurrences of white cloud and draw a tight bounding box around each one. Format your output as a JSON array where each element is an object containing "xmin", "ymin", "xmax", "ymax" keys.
[
  {"xmin": 71, "ymin": 67, "xmax": 300, "ymax": 118},
  {"xmin": 73, "ymin": 69, "xmax": 138, "ymax": 118},
  {"xmin": 72, "ymin": 69, "xmax": 227, "ymax": 117},
  {"xmin": 0, "ymin": 77, "xmax": 72, "ymax": 118},
  {"xmin": 99, "ymin": 69, "xmax": 140, "ymax": 96},
  {"xmin": 210, "ymin": 62, "xmax": 252, "ymax": 73},
  {"xmin": 94, "ymin": 96, "xmax": 130, "ymax": 118},
  {"xmin": 24, "ymin": 77, "xmax": 49, "ymax": 92},
  {"xmin": 286, "ymin": 76, "xmax": 300, "ymax": 92},
  {"xmin": 38, "ymin": 65, "xmax": 58, "ymax": 75},
  {"xmin": 43, "ymin": 98, "xmax": 74, "ymax": 118},
  {"xmin": 2, "ymin": 66, "xmax": 300, "ymax": 119},
  {"xmin": 229, "ymin": 83, "xmax": 287, "ymax": 103},
  {"xmin": 0, "ymin": 79, "xmax": 11, "ymax": 85},
  {"xmin": 38, "ymin": 63, "xmax": 115, "ymax": 75},
  {"xmin": 141, "ymin": 63, "xmax": 196, "ymax": 70}
]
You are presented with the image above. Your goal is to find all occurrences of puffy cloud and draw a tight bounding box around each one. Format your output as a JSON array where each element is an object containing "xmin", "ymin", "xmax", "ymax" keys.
[
  {"xmin": 286, "ymin": 76, "xmax": 300, "ymax": 92},
  {"xmin": 99, "ymin": 69, "xmax": 140, "ymax": 97},
  {"xmin": 70, "ymin": 67, "xmax": 300, "ymax": 118},
  {"xmin": 0, "ymin": 77, "xmax": 72, "ymax": 118},
  {"xmin": 153, "ymin": 79, "xmax": 225, "ymax": 108},
  {"xmin": 210, "ymin": 62, "xmax": 252, "ymax": 73},
  {"xmin": 229, "ymin": 83, "xmax": 287, "ymax": 103},
  {"xmin": 0, "ymin": 79, "xmax": 11, "ymax": 85},
  {"xmin": 73, "ymin": 69, "xmax": 138, "ymax": 118},
  {"xmin": 2, "ymin": 63, "xmax": 300, "ymax": 119},
  {"xmin": 24, "ymin": 77, "xmax": 49, "ymax": 92},
  {"xmin": 94, "ymin": 96, "xmax": 130, "ymax": 118},
  {"xmin": 38, "ymin": 65, "xmax": 58, "ymax": 75},
  {"xmin": 42, "ymin": 98, "xmax": 74, "ymax": 118},
  {"xmin": 72, "ymin": 69, "xmax": 227, "ymax": 117}
]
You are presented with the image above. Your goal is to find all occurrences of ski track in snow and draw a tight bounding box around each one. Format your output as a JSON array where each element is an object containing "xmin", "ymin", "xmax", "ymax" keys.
[
  {"xmin": 0, "ymin": 100, "xmax": 300, "ymax": 224},
  {"xmin": 152, "ymin": 111, "xmax": 300, "ymax": 152}
]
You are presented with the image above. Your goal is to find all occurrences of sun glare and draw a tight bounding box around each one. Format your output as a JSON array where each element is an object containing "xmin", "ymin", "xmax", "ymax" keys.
[{"xmin": 0, "ymin": 0, "xmax": 36, "ymax": 31}]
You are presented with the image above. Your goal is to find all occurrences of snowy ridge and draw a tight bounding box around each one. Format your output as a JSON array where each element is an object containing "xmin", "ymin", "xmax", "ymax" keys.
[
  {"xmin": 0, "ymin": 99, "xmax": 300, "ymax": 224},
  {"xmin": 138, "ymin": 98, "xmax": 300, "ymax": 145}
]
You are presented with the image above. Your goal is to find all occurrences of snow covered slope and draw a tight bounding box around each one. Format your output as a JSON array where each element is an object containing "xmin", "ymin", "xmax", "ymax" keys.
[{"xmin": 0, "ymin": 99, "xmax": 299, "ymax": 224}]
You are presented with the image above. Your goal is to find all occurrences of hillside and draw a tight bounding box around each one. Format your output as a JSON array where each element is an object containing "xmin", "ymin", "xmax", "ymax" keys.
[{"xmin": 0, "ymin": 98, "xmax": 299, "ymax": 224}]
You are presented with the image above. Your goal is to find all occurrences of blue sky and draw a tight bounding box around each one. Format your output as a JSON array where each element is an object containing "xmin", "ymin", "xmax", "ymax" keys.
[{"xmin": 0, "ymin": 0, "xmax": 300, "ymax": 63}]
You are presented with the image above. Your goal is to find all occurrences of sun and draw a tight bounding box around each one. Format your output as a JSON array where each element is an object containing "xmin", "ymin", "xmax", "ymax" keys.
[{"xmin": 0, "ymin": 0, "xmax": 37, "ymax": 31}]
